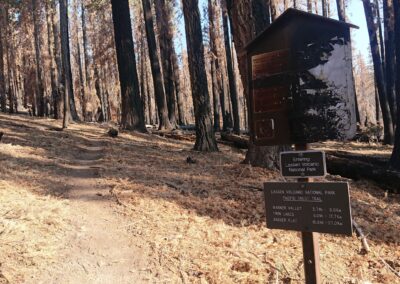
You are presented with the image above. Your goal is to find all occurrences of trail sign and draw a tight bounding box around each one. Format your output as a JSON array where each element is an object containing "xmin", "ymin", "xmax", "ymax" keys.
[
  {"xmin": 264, "ymin": 182, "xmax": 352, "ymax": 235},
  {"xmin": 245, "ymin": 9, "xmax": 358, "ymax": 147},
  {"xmin": 280, "ymin": 151, "xmax": 326, "ymax": 178}
]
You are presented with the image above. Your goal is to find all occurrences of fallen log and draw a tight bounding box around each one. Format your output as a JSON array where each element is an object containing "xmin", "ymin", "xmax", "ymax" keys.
[
  {"xmin": 220, "ymin": 133, "xmax": 249, "ymax": 149},
  {"xmin": 152, "ymin": 130, "xmax": 195, "ymax": 142},
  {"xmin": 325, "ymin": 155, "xmax": 400, "ymax": 193},
  {"xmin": 178, "ymin": 125, "xmax": 196, "ymax": 131},
  {"xmin": 324, "ymin": 150, "xmax": 389, "ymax": 167},
  {"xmin": 219, "ymin": 134, "xmax": 400, "ymax": 192}
]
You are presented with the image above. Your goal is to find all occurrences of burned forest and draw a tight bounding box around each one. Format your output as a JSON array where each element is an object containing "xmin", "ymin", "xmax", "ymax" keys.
[{"xmin": 0, "ymin": 0, "xmax": 399, "ymax": 283}]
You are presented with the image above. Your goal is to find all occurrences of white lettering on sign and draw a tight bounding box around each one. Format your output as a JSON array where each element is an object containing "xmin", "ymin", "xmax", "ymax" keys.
[{"xmin": 280, "ymin": 151, "xmax": 327, "ymax": 178}]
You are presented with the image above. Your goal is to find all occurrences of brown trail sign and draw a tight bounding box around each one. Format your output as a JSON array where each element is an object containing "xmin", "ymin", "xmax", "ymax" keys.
[
  {"xmin": 263, "ymin": 182, "xmax": 352, "ymax": 235},
  {"xmin": 244, "ymin": 8, "xmax": 358, "ymax": 284},
  {"xmin": 245, "ymin": 9, "xmax": 358, "ymax": 147}
]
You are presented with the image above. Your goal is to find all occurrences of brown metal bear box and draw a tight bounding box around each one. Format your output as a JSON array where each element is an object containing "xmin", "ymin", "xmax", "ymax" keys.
[{"xmin": 246, "ymin": 8, "xmax": 359, "ymax": 146}]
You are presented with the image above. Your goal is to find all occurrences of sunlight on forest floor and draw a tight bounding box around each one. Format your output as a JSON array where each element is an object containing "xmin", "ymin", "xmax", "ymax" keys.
[{"xmin": 0, "ymin": 113, "xmax": 399, "ymax": 283}]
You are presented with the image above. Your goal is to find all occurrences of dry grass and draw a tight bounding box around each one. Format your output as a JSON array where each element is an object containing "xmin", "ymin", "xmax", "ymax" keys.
[
  {"xmin": 0, "ymin": 113, "xmax": 399, "ymax": 283},
  {"xmin": 0, "ymin": 177, "xmax": 71, "ymax": 283},
  {"xmin": 101, "ymin": 130, "xmax": 400, "ymax": 283}
]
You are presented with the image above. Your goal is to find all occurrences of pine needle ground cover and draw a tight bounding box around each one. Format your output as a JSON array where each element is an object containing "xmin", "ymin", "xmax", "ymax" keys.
[{"xmin": 0, "ymin": 113, "xmax": 399, "ymax": 283}]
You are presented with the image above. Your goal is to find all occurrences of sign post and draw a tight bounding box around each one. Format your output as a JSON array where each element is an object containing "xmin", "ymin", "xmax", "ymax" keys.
[
  {"xmin": 244, "ymin": 9, "xmax": 358, "ymax": 284},
  {"xmin": 264, "ymin": 145, "xmax": 353, "ymax": 283},
  {"xmin": 296, "ymin": 143, "xmax": 320, "ymax": 284}
]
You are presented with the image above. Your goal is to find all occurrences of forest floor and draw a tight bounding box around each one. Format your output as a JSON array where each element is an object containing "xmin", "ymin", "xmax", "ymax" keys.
[{"xmin": 0, "ymin": 113, "xmax": 399, "ymax": 284}]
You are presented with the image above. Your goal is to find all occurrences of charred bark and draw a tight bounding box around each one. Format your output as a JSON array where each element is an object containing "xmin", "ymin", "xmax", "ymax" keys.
[
  {"xmin": 383, "ymin": 0, "xmax": 397, "ymax": 123},
  {"xmin": 94, "ymin": 66, "xmax": 105, "ymax": 122},
  {"xmin": 142, "ymin": 0, "xmax": 171, "ymax": 130},
  {"xmin": 252, "ymin": 0, "xmax": 270, "ymax": 35},
  {"xmin": 32, "ymin": 0, "xmax": 46, "ymax": 117},
  {"xmin": 307, "ymin": 0, "xmax": 313, "ymax": 13},
  {"xmin": 60, "ymin": 0, "xmax": 72, "ymax": 128},
  {"xmin": 155, "ymin": 0, "xmax": 179, "ymax": 127},
  {"xmin": 139, "ymin": 35, "xmax": 150, "ymax": 125},
  {"xmin": 182, "ymin": 0, "xmax": 218, "ymax": 151},
  {"xmin": 51, "ymin": 0, "xmax": 62, "ymax": 119},
  {"xmin": 336, "ymin": 0, "xmax": 346, "ymax": 21},
  {"xmin": 222, "ymin": 1, "xmax": 240, "ymax": 133},
  {"xmin": 77, "ymin": 34, "xmax": 87, "ymax": 120},
  {"xmin": 208, "ymin": 0, "xmax": 222, "ymax": 131},
  {"xmin": 228, "ymin": 0, "xmax": 289, "ymax": 169},
  {"xmin": 111, "ymin": 0, "xmax": 146, "ymax": 131},
  {"xmin": 81, "ymin": 1, "xmax": 91, "ymax": 89},
  {"xmin": 322, "ymin": 0, "xmax": 327, "ymax": 16},
  {"xmin": 45, "ymin": 1, "xmax": 58, "ymax": 118},
  {"xmin": 363, "ymin": 0, "xmax": 394, "ymax": 144},
  {"xmin": 74, "ymin": 2, "xmax": 86, "ymax": 121},
  {"xmin": 0, "ymin": 6, "xmax": 6, "ymax": 113},
  {"xmin": 373, "ymin": 0, "xmax": 385, "ymax": 65},
  {"xmin": 389, "ymin": 0, "xmax": 400, "ymax": 169}
]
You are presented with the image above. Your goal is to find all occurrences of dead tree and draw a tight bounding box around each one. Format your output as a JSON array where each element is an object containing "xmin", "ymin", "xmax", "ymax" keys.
[
  {"xmin": 363, "ymin": 0, "xmax": 394, "ymax": 144},
  {"xmin": 222, "ymin": 0, "xmax": 239, "ymax": 132},
  {"xmin": 0, "ymin": 5, "xmax": 6, "ymax": 113},
  {"xmin": 110, "ymin": 0, "xmax": 146, "ymax": 131},
  {"xmin": 226, "ymin": 0, "xmax": 288, "ymax": 169},
  {"xmin": 32, "ymin": 0, "xmax": 46, "ymax": 116},
  {"xmin": 389, "ymin": 0, "xmax": 400, "ymax": 169},
  {"xmin": 383, "ymin": 0, "xmax": 397, "ymax": 123},
  {"xmin": 142, "ymin": 0, "xmax": 172, "ymax": 130},
  {"xmin": 60, "ymin": 0, "xmax": 73, "ymax": 128},
  {"xmin": 182, "ymin": 0, "xmax": 218, "ymax": 151}
]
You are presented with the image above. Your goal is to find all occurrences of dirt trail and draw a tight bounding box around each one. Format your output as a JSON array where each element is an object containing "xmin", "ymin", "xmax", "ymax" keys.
[
  {"xmin": 35, "ymin": 137, "xmax": 149, "ymax": 283},
  {"xmin": 1, "ymin": 114, "xmax": 399, "ymax": 284}
]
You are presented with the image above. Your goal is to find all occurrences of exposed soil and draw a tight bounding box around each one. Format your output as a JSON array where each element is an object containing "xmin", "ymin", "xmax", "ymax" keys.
[{"xmin": 0, "ymin": 113, "xmax": 399, "ymax": 283}]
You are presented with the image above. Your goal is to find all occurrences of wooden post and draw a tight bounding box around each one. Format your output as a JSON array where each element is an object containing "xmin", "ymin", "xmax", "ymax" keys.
[{"xmin": 295, "ymin": 143, "xmax": 321, "ymax": 284}]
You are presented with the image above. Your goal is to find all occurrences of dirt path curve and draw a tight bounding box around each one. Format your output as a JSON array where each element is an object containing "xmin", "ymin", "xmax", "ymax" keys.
[{"xmin": 36, "ymin": 137, "xmax": 150, "ymax": 284}]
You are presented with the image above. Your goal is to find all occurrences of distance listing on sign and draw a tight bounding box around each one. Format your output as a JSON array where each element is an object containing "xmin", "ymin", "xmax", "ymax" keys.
[{"xmin": 264, "ymin": 182, "xmax": 353, "ymax": 235}]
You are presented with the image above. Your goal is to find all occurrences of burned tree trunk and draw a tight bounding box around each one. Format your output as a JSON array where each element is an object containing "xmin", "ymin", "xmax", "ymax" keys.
[
  {"xmin": 155, "ymin": 0, "xmax": 180, "ymax": 127},
  {"xmin": 182, "ymin": 0, "xmax": 218, "ymax": 151},
  {"xmin": 142, "ymin": 0, "xmax": 171, "ymax": 130},
  {"xmin": 307, "ymin": 0, "xmax": 313, "ymax": 12},
  {"xmin": 74, "ymin": 2, "xmax": 86, "ymax": 121},
  {"xmin": 227, "ymin": 0, "xmax": 288, "ymax": 169},
  {"xmin": 373, "ymin": 0, "xmax": 385, "ymax": 65},
  {"xmin": 139, "ymin": 32, "xmax": 150, "ymax": 125},
  {"xmin": 208, "ymin": 0, "xmax": 222, "ymax": 131},
  {"xmin": 375, "ymin": 84, "xmax": 381, "ymax": 124},
  {"xmin": 5, "ymin": 8, "xmax": 15, "ymax": 114},
  {"xmin": 45, "ymin": 1, "xmax": 58, "ymax": 118},
  {"xmin": 222, "ymin": 0, "xmax": 240, "ymax": 133},
  {"xmin": 81, "ymin": 1, "xmax": 91, "ymax": 89},
  {"xmin": 336, "ymin": 0, "xmax": 346, "ymax": 21},
  {"xmin": 363, "ymin": 0, "xmax": 394, "ymax": 144},
  {"xmin": 94, "ymin": 66, "xmax": 106, "ymax": 122},
  {"xmin": 111, "ymin": 0, "xmax": 146, "ymax": 131},
  {"xmin": 0, "ymin": 6, "xmax": 6, "ymax": 113},
  {"xmin": 77, "ymin": 34, "xmax": 86, "ymax": 120},
  {"xmin": 383, "ymin": 0, "xmax": 397, "ymax": 123},
  {"xmin": 60, "ymin": 0, "xmax": 79, "ymax": 122},
  {"xmin": 60, "ymin": 0, "xmax": 72, "ymax": 128},
  {"xmin": 252, "ymin": 0, "xmax": 270, "ymax": 35},
  {"xmin": 322, "ymin": 0, "xmax": 328, "ymax": 16},
  {"xmin": 32, "ymin": 0, "xmax": 46, "ymax": 117},
  {"xmin": 389, "ymin": 0, "xmax": 400, "ymax": 169},
  {"xmin": 51, "ymin": 0, "xmax": 62, "ymax": 119}
]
